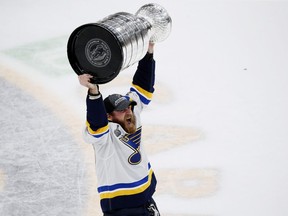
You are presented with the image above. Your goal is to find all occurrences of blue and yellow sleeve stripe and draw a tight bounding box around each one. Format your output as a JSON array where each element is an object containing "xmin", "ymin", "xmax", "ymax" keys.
[
  {"xmin": 86, "ymin": 121, "xmax": 109, "ymax": 138},
  {"xmin": 130, "ymin": 84, "xmax": 153, "ymax": 105}
]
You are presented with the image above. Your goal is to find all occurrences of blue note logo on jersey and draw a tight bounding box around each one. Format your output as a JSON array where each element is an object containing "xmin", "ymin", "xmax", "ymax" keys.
[{"xmin": 120, "ymin": 127, "xmax": 142, "ymax": 165}]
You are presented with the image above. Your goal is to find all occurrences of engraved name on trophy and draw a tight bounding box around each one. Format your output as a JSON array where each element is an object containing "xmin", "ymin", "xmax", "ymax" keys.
[{"xmin": 67, "ymin": 3, "xmax": 172, "ymax": 84}]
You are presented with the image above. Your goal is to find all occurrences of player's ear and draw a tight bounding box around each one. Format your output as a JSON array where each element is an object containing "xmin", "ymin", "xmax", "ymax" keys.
[{"xmin": 107, "ymin": 113, "xmax": 112, "ymax": 121}]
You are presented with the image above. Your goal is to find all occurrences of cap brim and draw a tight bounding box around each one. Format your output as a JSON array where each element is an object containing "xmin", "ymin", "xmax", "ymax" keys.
[{"xmin": 114, "ymin": 100, "xmax": 137, "ymax": 111}]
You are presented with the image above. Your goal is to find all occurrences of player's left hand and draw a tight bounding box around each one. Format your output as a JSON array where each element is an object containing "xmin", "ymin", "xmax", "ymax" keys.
[{"xmin": 148, "ymin": 42, "xmax": 155, "ymax": 54}]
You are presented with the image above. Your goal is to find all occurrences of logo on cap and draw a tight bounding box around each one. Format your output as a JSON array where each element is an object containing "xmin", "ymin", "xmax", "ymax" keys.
[{"xmin": 114, "ymin": 97, "xmax": 126, "ymax": 106}]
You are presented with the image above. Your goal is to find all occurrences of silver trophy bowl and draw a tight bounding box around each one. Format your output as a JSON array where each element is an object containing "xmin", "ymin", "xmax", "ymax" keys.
[
  {"xmin": 136, "ymin": 3, "xmax": 172, "ymax": 43},
  {"xmin": 67, "ymin": 3, "xmax": 172, "ymax": 84}
]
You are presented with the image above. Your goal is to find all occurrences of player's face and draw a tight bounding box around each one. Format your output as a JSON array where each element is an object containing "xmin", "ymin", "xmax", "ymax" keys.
[{"xmin": 109, "ymin": 106, "xmax": 136, "ymax": 134}]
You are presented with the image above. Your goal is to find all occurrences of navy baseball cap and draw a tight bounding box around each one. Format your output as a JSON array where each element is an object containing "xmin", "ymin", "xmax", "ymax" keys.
[{"xmin": 104, "ymin": 94, "xmax": 137, "ymax": 113}]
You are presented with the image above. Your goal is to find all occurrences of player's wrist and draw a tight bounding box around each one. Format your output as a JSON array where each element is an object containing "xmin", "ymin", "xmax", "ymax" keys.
[
  {"xmin": 148, "ymin": 42, "xmax": 154, "ymax": 54},
  {"xmin": 88, "ymin": 84, "xmax": 100, "ymax": 96},
  {"xmin": 88, "ymin": 87, "xmax": 101, "ymax": 100},
  {"xmin": 144, "ymin": 52, "xmax": 154, "ymax": 61}
]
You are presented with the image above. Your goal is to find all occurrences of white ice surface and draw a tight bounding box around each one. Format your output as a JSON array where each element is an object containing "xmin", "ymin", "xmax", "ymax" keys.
[{"xmin": 1, "ymin": 1, "xmax": 288, "ymax": 216}]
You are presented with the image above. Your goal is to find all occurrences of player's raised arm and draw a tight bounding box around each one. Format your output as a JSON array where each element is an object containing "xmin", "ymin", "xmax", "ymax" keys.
[
  {"xmin": 130, "ymin": 42, "xmax": 156, "ymax": 105},
  {"xmin": 78, "ymin": 74, "xmax": 108, "ymax": 136}
]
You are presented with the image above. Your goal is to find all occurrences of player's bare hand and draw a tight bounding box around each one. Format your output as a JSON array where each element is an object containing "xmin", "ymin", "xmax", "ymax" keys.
[
  {"xmin": 78, "ymin": 74, "xmax": 92, "ymax": 87},
  {"xmin": 148, "ymin": 42, "xmax": 155, "ymax": 54},
  {"xmin": 78, "ymin": 74, "xmax": 98, "ymax": 92}
]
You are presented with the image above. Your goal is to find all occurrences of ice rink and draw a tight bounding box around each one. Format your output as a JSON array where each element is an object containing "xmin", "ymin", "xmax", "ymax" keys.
[{"xmin": 1, "ymin": 0, "xmax": 288, "ymax": 215}]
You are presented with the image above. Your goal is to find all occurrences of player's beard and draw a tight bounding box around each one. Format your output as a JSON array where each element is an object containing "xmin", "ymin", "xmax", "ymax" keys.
[{"xmin": 121, "ymin": 112, "xmax": 136, "ymax": 134}]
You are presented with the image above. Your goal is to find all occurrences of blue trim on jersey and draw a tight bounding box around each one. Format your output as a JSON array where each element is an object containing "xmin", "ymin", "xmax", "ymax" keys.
[
  {"xmin": 98, "ymin": 162, "xmax": 152, "ymax": 194},
  {"xmin": 130, "ymin": 86, "xmax": 151, "ymax": 105},
  {"xmin": 98, "ymin": 173, "xmax": 149, "ymax": 193},
  {"xmin": 91, "ymin": 130, "xmax": 109, "ymax": 138}
]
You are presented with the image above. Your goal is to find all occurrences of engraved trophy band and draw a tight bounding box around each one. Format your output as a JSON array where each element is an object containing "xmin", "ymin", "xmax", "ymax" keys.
[{"xmin": 67, "ymin": 3, "xmax": 172, "ymax": 84}]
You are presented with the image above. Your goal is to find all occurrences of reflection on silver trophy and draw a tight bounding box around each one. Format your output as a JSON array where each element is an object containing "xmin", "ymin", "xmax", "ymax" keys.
[{"xmin": 67, "ymin": 3, "xmax": 172, "ymax": 84}]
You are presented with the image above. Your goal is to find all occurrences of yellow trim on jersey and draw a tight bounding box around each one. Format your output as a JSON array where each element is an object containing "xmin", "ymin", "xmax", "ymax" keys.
[
  {"xmin": 132, "ymin": 84, "xmax": 153, "ymax": 100},
  {"xmin": 99, "ymin": 169, "xmax": 153, "ymax": 199},
  {"xmin": 86, "ymin": 121, "xmax": 109, "ymax": 136}
]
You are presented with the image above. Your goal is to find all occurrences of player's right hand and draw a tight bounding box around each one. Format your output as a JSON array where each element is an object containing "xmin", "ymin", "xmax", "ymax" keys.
[{"xmin": 78, "ymin": 74, "xmax": 98, "ymax": 93}]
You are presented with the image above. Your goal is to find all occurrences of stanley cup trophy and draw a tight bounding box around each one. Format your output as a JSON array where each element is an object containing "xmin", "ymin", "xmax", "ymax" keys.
[{"xmin": 67, "ymin": 3, "xmax": 172, "ymax": 84}]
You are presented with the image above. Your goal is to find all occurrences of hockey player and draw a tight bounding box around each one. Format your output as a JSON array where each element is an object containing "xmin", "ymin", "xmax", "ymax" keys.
[{"xmin": 78, "ymin": 42, "xmax": 160, "ymax": 216}]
